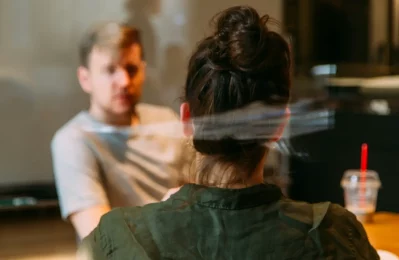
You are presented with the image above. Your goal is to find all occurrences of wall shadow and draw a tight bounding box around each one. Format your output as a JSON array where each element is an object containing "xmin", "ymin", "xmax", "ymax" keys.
[{"xmin": 125, "ymin": 0, "xmax": 164, "ymax": 106}]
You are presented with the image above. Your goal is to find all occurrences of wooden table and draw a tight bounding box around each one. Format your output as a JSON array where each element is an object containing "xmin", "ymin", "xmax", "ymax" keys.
[
  {"xmin": 0, "ymin": 208, "xmax": 77, "ymax": 259},
  {"xmin": 363, "ymin": 212, "xmax": 399, "ymax": 256}
]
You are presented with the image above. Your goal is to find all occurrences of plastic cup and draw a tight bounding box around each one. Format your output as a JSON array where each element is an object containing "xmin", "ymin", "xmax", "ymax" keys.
[{"xmin": 340, "ymin": 169, "xmax": 381, "ymax": 223}]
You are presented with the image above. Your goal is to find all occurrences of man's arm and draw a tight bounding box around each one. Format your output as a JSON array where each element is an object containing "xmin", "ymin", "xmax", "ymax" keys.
[
  {"xmin": 70, "ymin": 205, "xmax": 111, "ymax": 240},
  {"xmin": 161, "ymin": 186, "xmax": 181, "ymax": 201},
  {"xmin": 76, "ymin": 226, "xmax": 107, "ymax": 260},
  {"xmin": 51, "ymin": 129, "xmax": 111, "ymax": 240}
]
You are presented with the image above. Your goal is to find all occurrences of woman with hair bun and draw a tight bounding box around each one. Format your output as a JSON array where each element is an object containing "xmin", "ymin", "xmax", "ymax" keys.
[{"xmin": 78, "ymin": 6, "xmax": 379, "ymax": 259}]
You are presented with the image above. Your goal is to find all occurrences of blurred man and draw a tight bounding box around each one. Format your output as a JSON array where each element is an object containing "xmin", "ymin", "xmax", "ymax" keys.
[{"xmin": 51, "ymin": 22, "xmax": 191, "ymax": 239}]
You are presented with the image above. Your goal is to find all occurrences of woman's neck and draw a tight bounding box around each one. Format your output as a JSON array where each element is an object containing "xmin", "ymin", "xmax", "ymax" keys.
[{"xmin": 194, "ymin": 153, "xmax": 267, "ymax": 189}]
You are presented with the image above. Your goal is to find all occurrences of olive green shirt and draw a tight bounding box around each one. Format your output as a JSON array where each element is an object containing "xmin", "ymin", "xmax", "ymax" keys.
[{"xmin": 78, "ymin": 183, "xmax": 379, "ymax": 259}]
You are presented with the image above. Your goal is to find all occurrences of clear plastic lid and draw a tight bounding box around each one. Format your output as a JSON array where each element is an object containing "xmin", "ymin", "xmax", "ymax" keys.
[{"xmin": 340, "ymin": 169, "xmax": 381, "ymax": 189}]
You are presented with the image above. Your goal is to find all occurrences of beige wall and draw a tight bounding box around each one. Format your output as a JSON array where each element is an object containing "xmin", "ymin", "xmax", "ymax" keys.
[
  {"xmin": 369, "ymin": 0, "xmax": 389, "ymax": 62},
  {"xmin": 395, "ymin": 0, "xmax": 399, "ymax": 46},
  {"xmin": 369, "ymin": 0, "xmax": 399, "ymax": 63},
  {"xmin": 0, "ymin": 0, "xmax": 282, "ymax": 185}
]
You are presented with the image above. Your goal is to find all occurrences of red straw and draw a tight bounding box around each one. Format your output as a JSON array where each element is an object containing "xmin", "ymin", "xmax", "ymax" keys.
[
  {"xmin": 361, "ymin": 143, "xmax": 368, "ymax": 172},
  {"xmin": 360, "ymin": 143, "xmax": 368, "ymax": 206}
]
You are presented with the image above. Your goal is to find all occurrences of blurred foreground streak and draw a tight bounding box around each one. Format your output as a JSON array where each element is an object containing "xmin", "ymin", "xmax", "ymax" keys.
[{"xmin": 84, "ymin": 99, "xmax": 334, "ymax": 193}]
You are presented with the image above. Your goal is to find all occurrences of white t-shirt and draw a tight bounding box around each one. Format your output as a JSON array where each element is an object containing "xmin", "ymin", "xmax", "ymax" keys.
[{"xmin": 51, "ymin": 103, "xmax": 192, "ymax": 219}]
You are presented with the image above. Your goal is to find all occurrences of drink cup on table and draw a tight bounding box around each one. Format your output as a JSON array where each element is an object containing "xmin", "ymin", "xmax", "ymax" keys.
[{"xmin": 341, "ymin": 169, "xmax": 381, "ymax": 223}]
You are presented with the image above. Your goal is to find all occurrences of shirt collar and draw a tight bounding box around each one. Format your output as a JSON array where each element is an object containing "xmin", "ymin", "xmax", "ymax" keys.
[{"xmin": 171, "ymin": 183, "xmax": 283, "ymax": 210}]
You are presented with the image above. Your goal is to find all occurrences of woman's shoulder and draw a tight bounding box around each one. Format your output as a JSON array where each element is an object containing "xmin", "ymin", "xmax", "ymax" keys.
[
  {"xmin": 100, "ymin": 203, "xmax": 165, "ymax": 227},
  {"xmin": 278, "ymin": 198, "xmax": 379, "ymax": 259},
  {"xmin": 278, "ymin": 198, "xmax": 369, "ymax": 239},
  {"xmin": 278, "ymin": 199, "xmax": 349, "ymax": 228},
  {"xmin": 79, "ymin": 204, "xmax": 166, "ymax": 259}
]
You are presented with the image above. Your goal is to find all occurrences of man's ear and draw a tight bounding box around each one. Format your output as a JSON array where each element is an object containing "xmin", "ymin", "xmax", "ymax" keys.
[
  {"xmin": 180, "ymin": 102, "xmax": 193, "ymax": 137},
  {"xmin": 77, "ymin": 66, "xmax": 91, "ymax": 94},
  {"xmin": 272, "ymin": 107, "xmax": 291, "ymax": 142}
]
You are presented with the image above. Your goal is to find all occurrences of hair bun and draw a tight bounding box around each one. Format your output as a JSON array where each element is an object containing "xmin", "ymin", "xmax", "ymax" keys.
[{"xmin": 212, "ymin": 6, "xmax": 272, "ymax": 73}]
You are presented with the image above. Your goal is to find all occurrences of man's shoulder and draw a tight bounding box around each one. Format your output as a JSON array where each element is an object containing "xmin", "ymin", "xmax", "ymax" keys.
[{"xmin": 51, "ymin": 112, "xmax": 90, "ymax": 147}]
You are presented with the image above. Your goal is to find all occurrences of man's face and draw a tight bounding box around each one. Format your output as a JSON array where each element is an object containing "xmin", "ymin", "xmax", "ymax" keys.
[{"xmin": 79, "ymin": 43, "xmax": 145, "ymax": 117}]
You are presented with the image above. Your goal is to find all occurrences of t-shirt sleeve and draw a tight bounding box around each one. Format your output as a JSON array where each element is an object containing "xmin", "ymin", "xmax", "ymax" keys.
[
  {"xmin": 311, "ymin": 203, "xmax": 380, "ymax": 259},
  {"xmin": 51, "ymin": 129, "xmax": 109, "ymax": 220}
]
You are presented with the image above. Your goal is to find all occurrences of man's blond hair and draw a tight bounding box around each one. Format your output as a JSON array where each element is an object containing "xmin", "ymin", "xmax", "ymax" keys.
[{"xmin": 79, "ymin": 22, "xmax": 143, "ymax": 67}]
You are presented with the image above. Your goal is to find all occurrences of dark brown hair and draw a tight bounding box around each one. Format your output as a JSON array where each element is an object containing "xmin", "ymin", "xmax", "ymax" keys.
[
  {"xmin": 184, "ymin": 6, "xmax": 291, "ymax": 185},
  {"xmin": 79, "ymin": 22, "xmax": 143, "ymax": 67}
]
